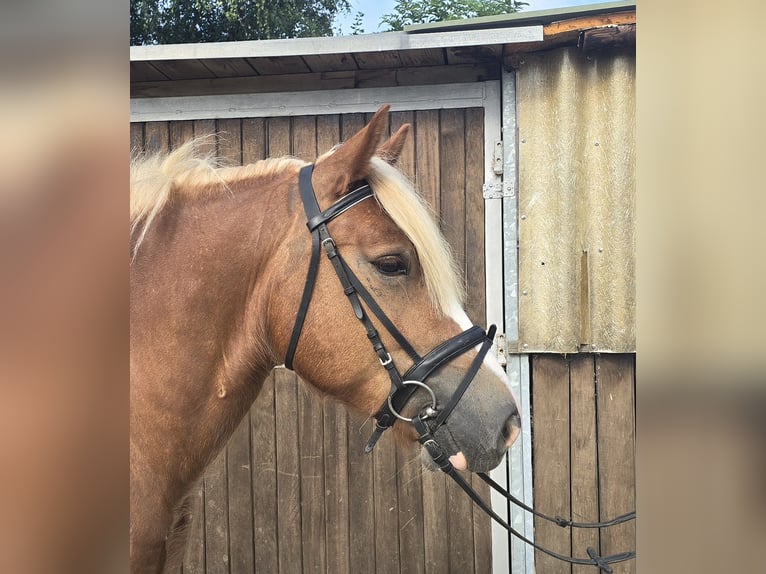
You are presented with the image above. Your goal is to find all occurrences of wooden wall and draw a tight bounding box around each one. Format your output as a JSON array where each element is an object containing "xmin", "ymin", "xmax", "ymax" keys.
[
  {"xmin": 131, "ymin": 109, "xmax": 494, "ymax": 573},
  {"xmin": 131, "ymin": 109, "xmax": 636, "ymax": 573},
  {"xmin": 531, "ymin": 354, "xmax": 635, "ymax": 574}
]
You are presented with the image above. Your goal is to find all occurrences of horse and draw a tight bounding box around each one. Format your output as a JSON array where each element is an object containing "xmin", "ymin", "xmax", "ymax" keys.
[{"xmin": 130, "ymin": 105, "xmax": 521, "ymax": 573}]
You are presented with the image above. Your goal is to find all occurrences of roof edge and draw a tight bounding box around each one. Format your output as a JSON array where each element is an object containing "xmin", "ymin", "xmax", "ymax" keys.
[
  {"xmin": 404, "ymin": 1, "xmax": 636, "ymax": 33},
  {"xmin": 130, "ymin": 25, "xmax": 543, "ymax": 62}
]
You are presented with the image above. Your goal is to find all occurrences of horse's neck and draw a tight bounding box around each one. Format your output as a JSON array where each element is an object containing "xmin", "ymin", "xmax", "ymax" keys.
[{"xmin": 131, "ymin": 174, "xmax": 296, "ymax": 467}]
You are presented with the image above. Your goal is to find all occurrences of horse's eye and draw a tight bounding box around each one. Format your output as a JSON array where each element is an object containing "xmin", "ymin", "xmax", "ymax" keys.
[{"xmin": 374, "ymin": 255, "xmax": 408, "ymax": 277}]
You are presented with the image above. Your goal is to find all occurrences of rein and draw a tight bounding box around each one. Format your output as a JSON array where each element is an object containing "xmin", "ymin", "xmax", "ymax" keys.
[{"xmin": 285, "ymin": 164, "xmax": 635, "ymax": 573}]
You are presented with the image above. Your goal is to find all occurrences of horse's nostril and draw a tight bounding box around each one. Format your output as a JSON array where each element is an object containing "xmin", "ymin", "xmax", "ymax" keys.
[{"xmin": 503, "ymin": 411, "xmax": 522, "ymax": 445}]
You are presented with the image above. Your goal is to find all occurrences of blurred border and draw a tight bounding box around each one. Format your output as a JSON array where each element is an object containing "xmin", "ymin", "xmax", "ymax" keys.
[
  {"xmin": 638, "ymin": 1, "xmax": 766, "ymax": 572},
  {"xmin": 0, "ymin": 1, "xmax": 127, "ymax": 573},
  {"xmin": 3, "ymin": 0, "xmax": 765, "ymax": 572}
]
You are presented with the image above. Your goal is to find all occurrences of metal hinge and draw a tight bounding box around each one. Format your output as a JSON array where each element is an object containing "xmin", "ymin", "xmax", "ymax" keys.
[
  {"xmin": 494, "ymin": 332, "xmax": 507, "ymax": 367},
  {"xmin": 482, "ymin": 182, "xmax": 514, "ymax": 199},
  {"xmin": 492, "ymin": 140, "xmax": 504, "ymax": 175}
]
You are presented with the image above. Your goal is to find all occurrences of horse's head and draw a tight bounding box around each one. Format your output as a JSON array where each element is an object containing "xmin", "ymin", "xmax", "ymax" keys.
[{"xmin": 269, "ymin": 106, "xmax": 520, "ymax": 473}]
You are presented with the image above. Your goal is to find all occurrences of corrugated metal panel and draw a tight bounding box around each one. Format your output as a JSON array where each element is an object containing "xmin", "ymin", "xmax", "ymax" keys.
[{"xmin": 517, "ymin": 47, "xmax": 635, "ymax": 353}]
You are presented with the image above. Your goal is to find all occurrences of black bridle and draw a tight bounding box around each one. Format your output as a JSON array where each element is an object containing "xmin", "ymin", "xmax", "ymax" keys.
[{"xmin": 285, "ymin": 164, "xmax": 635, "ymax": 573}]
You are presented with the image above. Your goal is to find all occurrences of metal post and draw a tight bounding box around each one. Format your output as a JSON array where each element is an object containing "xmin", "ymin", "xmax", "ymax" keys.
[{"xmin": 501, "ymin": 68, "xmax": 535, "ymax": 574}]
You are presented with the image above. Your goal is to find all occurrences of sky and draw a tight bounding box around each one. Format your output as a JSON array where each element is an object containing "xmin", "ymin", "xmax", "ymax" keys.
[{"xmin": 335, "ymin": 0, "xmax": 605, "ymax": 35}]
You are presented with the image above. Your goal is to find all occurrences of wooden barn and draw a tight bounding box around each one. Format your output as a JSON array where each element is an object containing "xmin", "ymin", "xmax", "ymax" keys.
[{"xmin": 130, "ymin": 2, "xmax": 636, "ymax": 572}]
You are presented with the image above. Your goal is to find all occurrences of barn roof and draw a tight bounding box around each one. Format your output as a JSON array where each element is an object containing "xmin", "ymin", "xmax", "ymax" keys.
[{"xmin": 130, "ymin": 1, "xmax": 635, "ymax": 99}]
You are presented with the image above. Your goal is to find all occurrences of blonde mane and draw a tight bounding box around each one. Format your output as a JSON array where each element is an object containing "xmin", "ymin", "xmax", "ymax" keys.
[
  {"xmin": 367, "ymin": 156, "xmax": 465, "ymax": 313},
  {"xmin": 130, "ymin": 138, "xmax": 306, "ymax": 254},
  {"xmin": 129, "ymin": 140, "xmax": 463, "ymax": 314}
]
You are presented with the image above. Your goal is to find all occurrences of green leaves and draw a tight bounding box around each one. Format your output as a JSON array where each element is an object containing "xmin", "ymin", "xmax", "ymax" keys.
[
  {"xmin": 380, "ymin": 0, "xmax": 528, "ymax": 32},
  {"xmin": 130, "ymin": 0, "xmax": 352, "ymax": 45}
]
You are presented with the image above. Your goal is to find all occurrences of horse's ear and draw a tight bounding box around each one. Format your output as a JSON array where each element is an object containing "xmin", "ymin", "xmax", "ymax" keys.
[
  {"xmin": 313, "ymin": 105, "xmax": 390, "ymax": 200},
  {"xmin": 376, "ymin": 124, "xmax": 410, "ymax": 165}
]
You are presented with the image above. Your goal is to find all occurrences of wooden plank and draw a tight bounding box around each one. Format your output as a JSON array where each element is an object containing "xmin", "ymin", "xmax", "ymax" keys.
[
  {"xmin": 355, "ymin": 69, "xmax": 398, "ymax": 89},
  {"xmin": 216, "ymin": 119, "xmax": 242, "ymax": 165},
  {"xmin": 389, "ymin": 110, "xmax": 415, "ymax": 180},
  {"xmin": 580, "ymin": 24, "xmax": 636, "ymax": 52},
  {"xmin": 182, "ymin": 482, "xmax": 206, "ymax": 574},
  {"xmin": 570, "ymin": 355, "xmax": 600, "ymax": 574},
  {"xmin": 446, "ymin": 472, "xmax": 476, "ymax": 573},
  {"xmin": 464, "ymin": 107, "xmax": 486, "ymax": 326},
  {"xmin": 291, "ymin": 115, "xmax": 317, "ymax": 162},
  {"xmin": 421, "ymin": 469, "xmax": 449, "ymax": 574},
  {"xmin": 130, "ymin": 60, "xmax": 169, "ymax": 82},
  {"xmin": 131, "ymin": 64, "xmax": 497, "ymax": 98},
  {"xmin": 241, "ymin": 118, "xmax": 267, "ymax": 164},
  {"xmin": 247, "ymin": 55, "xmax": 310, "ymax": 75},
  {"xmin": 169, "ymin": 121, "xmax": 195, "ymax": 150},
  {"xmin": 340, "ymin": 112, "xmax": 365, "ymax": 145},
  {"xmin": 274, "ymin": 368, "xmax": 303, "ymax": 573},
  {"xmin": 470, "ymin": 476, "xmax": 492, "ymax": 574},
  {"xmin": 130, "ymin": 122, "xmax": 144, "ymax": 154},
  {"xmin": 398, "ymin": 48, "xmax": 445, "ymax": 67},
  {"xmin": 504, "ymin": 12, "xmax": 636, "ymax": 68},
  {"xmin": 144, "ymin": 121, "xmax": 169, "ymax": 154},
  {"xmin": 316, "ymin": 114, "xmax": 340, "ymax": 156},
  {"xmin": 297, "ymin": 380, "xmax": 326, "ymax": 574},
  {"xmin": 192, "ymin": 120, "xmax": 217, "ymax": 158},
  {"xmin": 346, "ymin": 410, "xmax": 376, "ymax": 574},
  {"xmin": 546, "ymin": 12, "xmax": 637, "ymax": 36},
  {"xmin": 532, "ymin": 355, "xmax": 571, "ymax": 574},
  {"xmin": 202, "ymin": 58, "xmax": 257, "ymax": 78},
  {"xmin": 413, "ymin": 110, "xmax": 441, "ymax": 216},
  {"xmin": 131, "ymin": 83, "xmax": 492, "ymax": 123},
  {"xmin": 267, "ymin": 117, "xmax": 291, "ymax": 158},
  {"xmin": 395, "ymin": 443, "xmax": 425, "ymax": 574},
  {"xmin": 446, "ymin": 44, "xmax": 501, "ymax": 65},
  {"xmin": 152, "ymin": 59, "xmax": 214, "ymax": 81},
  {"xmin": 131, "ymin": 71, "xmax": 358, "ymax": 98},
  {"xmin": 354, "ymin": 50, "xmax": 402, "ymax": 70},
  {"xmin": 373, "ymin": 433, "xmax": 401, "ymax": 574},
  {"xmin": 439, "ymin": 108, "xmax": 467, "ymax": 291},
  {"xmin": 251, "ymin": 372, "xmax": 278, "ymax": 574},
  {"xmin": 203, "ymin": 448, "xmax": 230, "ymax": 574},
  {"xmin": 302, "ymin": 53, "xmax": 358, "ymax": 73},
  {"xmin": 395, "ymin": 62, "xmax": 499, "ymax": 87},
  {"xmin": 596, "ymin": 355, "xmax": 635, "ymax": 574},
  {"xmin": 322, "ymin": 396, "xmax": 350, "ymax": 574},
  {"xmin": 227, "ymin": 412, "xmax": 255, "ymax": 573},
  {"xmin": 339, "ymin": 104, "xmax": 377, "ymax": 562}
]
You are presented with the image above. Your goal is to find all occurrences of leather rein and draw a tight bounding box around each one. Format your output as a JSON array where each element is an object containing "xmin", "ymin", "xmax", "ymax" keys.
[{"xmin": 284, "ymin": 164, "xmax": 635, "ymax": 573}]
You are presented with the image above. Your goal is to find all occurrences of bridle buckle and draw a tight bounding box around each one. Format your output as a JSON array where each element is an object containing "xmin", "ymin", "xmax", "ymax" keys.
[{"xmin": 321, "ymin": 237, "xmax": 335, "ymax": 249}]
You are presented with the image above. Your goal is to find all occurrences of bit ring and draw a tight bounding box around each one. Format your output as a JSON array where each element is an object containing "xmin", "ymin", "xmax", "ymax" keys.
[{"xmin": 388, "ymin": 380, "xmax": 437, "ymax": 422}]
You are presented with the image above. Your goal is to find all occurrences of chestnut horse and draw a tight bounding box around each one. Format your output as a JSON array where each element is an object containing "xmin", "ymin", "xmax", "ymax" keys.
[{"xmin": 130, "ymin": 106, "xmax": 520, "ymax": 573}]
